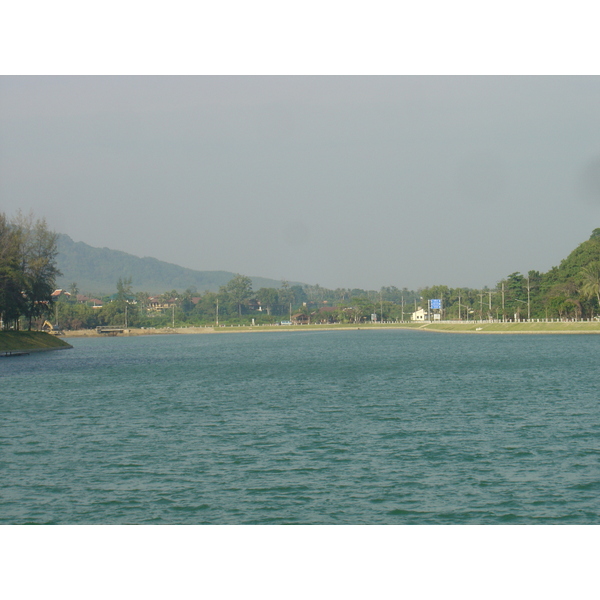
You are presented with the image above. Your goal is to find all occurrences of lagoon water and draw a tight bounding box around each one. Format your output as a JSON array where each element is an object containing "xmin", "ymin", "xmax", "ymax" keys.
[{"xmin": 1, "ymin": 329, "xmax": 599, "ymax": 524}]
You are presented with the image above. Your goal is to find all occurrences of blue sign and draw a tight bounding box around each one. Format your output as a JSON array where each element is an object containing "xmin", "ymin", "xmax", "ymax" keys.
[{"xmin": 430, "ymin": 299, "xmax": 442, "ymax": 310}]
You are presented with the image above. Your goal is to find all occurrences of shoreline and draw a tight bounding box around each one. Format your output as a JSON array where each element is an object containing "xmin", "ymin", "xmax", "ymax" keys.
[
  {"xmin": 57, "ymin": 321, "xmax": 600, "ymax": 338},
  {"xmin": 1, "ymin": 346, "xmax": 72, "ymax": 357},
  {"xmin": 0, "ymin": 331, "xmax": 73, "ymax": 355}
]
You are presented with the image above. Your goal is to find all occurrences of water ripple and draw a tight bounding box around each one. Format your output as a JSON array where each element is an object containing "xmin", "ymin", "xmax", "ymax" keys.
[{"xmin": 1, "ymin": 330, "xmax": 599, "ymax": 524}]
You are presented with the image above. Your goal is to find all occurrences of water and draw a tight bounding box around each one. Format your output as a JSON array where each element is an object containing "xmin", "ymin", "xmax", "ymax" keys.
[{"xmin": 1, "ymin": 329, "xmax": 599, "ymax": 524}]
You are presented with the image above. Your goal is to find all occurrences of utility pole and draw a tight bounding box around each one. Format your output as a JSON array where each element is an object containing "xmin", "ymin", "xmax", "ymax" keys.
[
  {"xmin": 401, "ymin": 294, "xmax": 405, "ymax": 322},
  {"xmin": 527, "ymin": 276, "xmax": 531, "ymax": 321},
  {"xmin": 216, "ymin": 298, "xmax": 219, "ymax": 326},
  {"xmin": 487, "ymin": 291, "xmax": 495, "ymax": 321},
  {"xmin": 172, "ymin": 302, "xmax": 175, "ymax": 328}
]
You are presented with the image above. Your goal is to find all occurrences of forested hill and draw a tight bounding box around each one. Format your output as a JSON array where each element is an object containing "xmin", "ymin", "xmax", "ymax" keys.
[
  {"xmin": 416, "ymin": 228, "xmax": 600, "ymax": 321},
  {"xmin": 55, "ymin": 234, "xmax": 301, "ymax": 295},
  {"xmin": 543, "ymin": 228, "xmax": 600, "ymax": 287}
]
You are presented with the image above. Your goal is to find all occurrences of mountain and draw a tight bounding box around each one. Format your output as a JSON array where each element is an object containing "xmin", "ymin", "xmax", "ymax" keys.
[{"xmin": 55, "ymin": 234, "xmax": 303, "ymax": 295}]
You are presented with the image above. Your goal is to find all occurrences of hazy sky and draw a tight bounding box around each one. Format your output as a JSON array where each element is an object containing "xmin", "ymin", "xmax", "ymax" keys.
[{"xmin": 2, "ymin": 76, "xmax": 600, "ymax": 291}]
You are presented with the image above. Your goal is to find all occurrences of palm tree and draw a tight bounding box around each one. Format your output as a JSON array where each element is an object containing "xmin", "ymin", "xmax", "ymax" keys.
[{"xmin": 579, "ymin": 262, "xmax": 600, "ymax": 311}]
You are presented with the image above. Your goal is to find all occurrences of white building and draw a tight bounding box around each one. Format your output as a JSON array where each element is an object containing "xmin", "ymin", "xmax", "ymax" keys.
[
  {"xmin": 411, "ymin": 307, "xmax": 441, "ymax": 321},
  {"xmin": 411, "ymin": 307, "xmax": 428, "ymax": 321}
]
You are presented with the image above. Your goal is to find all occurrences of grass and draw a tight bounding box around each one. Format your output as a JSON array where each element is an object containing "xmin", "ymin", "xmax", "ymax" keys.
[
  {"xmin": 0, "ymin": 331, "xmax": 73, "ymax": 353},
  {"xmin": 390, "ymin": 321, "xmax": 600, "ymax": 334},
  {"xmin": 213, "ymin": 321, "xmax": 600, "ymax": 334}
]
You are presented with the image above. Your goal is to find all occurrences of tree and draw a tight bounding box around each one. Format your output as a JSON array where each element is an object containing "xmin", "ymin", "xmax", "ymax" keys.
[
  {"xmin": 278, "ymin": 280, "xmax": 294, "ymax": 314},
  {"xmin": 0, "ymin": 212, "xmax": 25, "ymax": 329},
  {"xmin": 580, "ymin": 261, "xmax": 600, "ymax": 309},
  {"xmin": 291, "ymin": 285, "xmax": 308, "ymax": 305},
  {"xmin": 116, "ymin": 277, "xmax": 133, "ymax": 303},
  {"xmin": 222, "ymin": 274, "xmax": 252, "ymax": 318},
  {"xmin": 547, "ymin": 281, "xmax": 581, "ymax": 319},
  {"xmin": 193, "ymin": 291, "xmax": 219, "ymax": 323},
  {"xmin": 256, "ymin": 287, "xmax": 278, "ymax": 316},
  {"xmin": 135, "ymin": 291, "xmax": 150, "ymax": 308},
  {"xmin": 180, "ymin": 288, "xmax": 198, "ymax": 315},
  {"xmin": 0, "ymin": 213, "xmax": 61, "ymax": 331},
  {"xmin": 14, "ymin": 213, "xmax": 61, "ymax": 330},
  {"xmin": 107, "ymin": 277, "xmax": 134, "ymax": 327}
]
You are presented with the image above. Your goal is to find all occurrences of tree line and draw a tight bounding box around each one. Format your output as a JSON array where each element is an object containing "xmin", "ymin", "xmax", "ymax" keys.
[
  {"xmin": 53, "ymin": 274, "xmax": 424, "ymax": 329},
  {"xmin": 0, "ymin": 211, "xmax": 60, "ymax": 330},
  {"xmin": 52, "ymin": 229, "xmax": 600, "ymax": 329},
  {"xmin": 57, "ymin": 229, "xmax": 600, "ymax": 329},
  {"xmin": 4, "ymin": 210, "xmax": 600, "ymax": 331},
  {"xmin": 419, "ymin": 229, "xmax": 600, "ymax": 321}
]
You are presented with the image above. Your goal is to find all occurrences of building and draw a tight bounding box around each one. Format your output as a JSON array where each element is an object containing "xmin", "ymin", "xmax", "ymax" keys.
[
  {"xmin": 411, "ymin": 307, "xmax": 441, "ymax": 321},
  {"xmin": 51, "ymin": 289, "xmax": 71, "ymax": 300},
  {"xmin": 411, "ymin": 307, "xmax": 428, "ymax": 321}
]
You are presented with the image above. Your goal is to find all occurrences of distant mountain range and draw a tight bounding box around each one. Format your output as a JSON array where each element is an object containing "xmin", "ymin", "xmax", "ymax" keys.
[{"xmin": 55, "ymin": 234, "xmax": 303, "ymax": 295}]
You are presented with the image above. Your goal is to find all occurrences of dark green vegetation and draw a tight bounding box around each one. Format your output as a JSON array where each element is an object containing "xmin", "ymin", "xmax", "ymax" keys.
[
  {"xmin": 54, "ymin": 278, "xmax": 422, "ymax": 329},
  {"xmin": 418, "ymin": 228, "xmax": 600, "ymax": 321},
  {"xmin": 56, "ymin": 234, "xmax": 303, "ymax": 295},
  {"xmin": 0, "ymin": 331, "xmax": 72, "ymax": 353},
  {"xmin": 1, "ymin": 211, "xmax": 60, "ymax": 330}
]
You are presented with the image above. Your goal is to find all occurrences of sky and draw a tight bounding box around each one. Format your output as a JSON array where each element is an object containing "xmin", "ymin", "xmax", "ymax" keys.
[{"xmin": 2, "ymin": 75, "xmax": 600, "ymax": 291}]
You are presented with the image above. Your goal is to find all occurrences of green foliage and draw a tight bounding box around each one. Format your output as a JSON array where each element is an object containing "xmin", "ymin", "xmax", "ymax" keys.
[
  {"xmin": 221, "ymin": 274, "xmax": 253, "ymax": 317},
  {"xmin": 116, "ymin": 277, "xmax": 133, "ymax": 302},
  {"xmin": 0, "ymin": 211, "xmax": 60, "ymax": 330},
  {"xmin": 54, "ymin": 302, "xmax": 98, "ymax": 330},
  {"xmin": 278, "ymin": 280, "xmax": 294, "ymax": 307},
  {"xmin": 256, "ymin": 287, "xmax": 278, "ymax": 316},
  {"xmin": 579, "ymin": 261, "xmax": 600, "ymax": 307},
  {"xmin": 413, "ymin": 233, "xmax": 600, "ymax": 321}
]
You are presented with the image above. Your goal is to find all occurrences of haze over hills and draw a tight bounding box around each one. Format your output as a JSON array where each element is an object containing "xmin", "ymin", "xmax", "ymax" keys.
[{"xmin": 55, "ymin": 234, "xmax": 304, "ymax": 295}]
